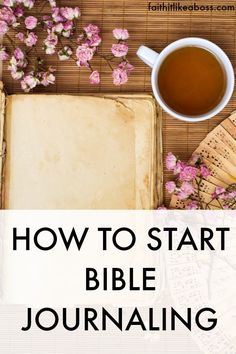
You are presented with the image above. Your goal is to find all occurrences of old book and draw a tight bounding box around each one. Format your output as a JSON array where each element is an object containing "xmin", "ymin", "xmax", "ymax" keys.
[{"xmin": 0, "ymin": 88, "xmax": 162, "ymax": 209}]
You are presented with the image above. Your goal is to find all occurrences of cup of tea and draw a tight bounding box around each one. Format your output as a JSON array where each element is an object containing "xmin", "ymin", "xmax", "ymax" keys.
[{"xmin": 137, "ymin": 38, "xmax": 235, "ymax": 122}]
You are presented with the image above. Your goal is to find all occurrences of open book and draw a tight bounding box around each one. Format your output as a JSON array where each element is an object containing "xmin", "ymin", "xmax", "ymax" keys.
[{"xmin": 0, "ymin": 85, "xmax": 162, "ymax": 209}]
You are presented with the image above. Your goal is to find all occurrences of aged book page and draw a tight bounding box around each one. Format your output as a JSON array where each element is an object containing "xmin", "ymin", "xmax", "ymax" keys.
[{"xmin": 3, "ymin": 94, "xmax": 160, "ymax": 209}]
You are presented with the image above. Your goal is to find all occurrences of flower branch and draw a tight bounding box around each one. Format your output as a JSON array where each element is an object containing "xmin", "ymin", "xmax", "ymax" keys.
[
  {"xmin": 159, "ymin": 153, "xmax": 236, "ymax": 210},
  {"xmin": 0, "ymin": 0, "xmax": 134, "ymax": 91}
]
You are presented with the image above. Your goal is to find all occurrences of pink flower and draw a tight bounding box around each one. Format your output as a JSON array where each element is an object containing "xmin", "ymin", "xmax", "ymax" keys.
[
  {"xmin": 157, "ymin": 206, "xmax": 168, "ymax": 210},
  {"xmin": 189, "ymin": 153, "xmax": 201, "ymax": 165},
  {"xmin": 58, "ymin": 46, "xmax": 72, "ymax": 61},
  {"xmin": 0, "ymin": 20, "xmax": 8, "ymax": 34},
  {"xmin": 52, "ymin": 7, "xmax": 64, "ymax": 22},
  {"xmin": 14, "ymin": 47, "xmax": 24, "ymax": 60},
  {"xmin": 48, "ymin": 0, "xmax": 56, "ymax": 7},
  {"xmin": 14, "ymin": 7, "xmax": 24, "ymax": 18},
  {"xmin": 112, "ymin": 68, "xmax": 128, "ymax": 86},
  {"xmin": 40, "ymin": 71, "xmax": 56, "ymax": 87},
  {"xmin": 86, "ymin": 34, "xmax": 101, "ymax": 47},
  {"xmin": 25, "ymin": 15, "xmax": 37, "ymax": 29},
  {"xmin": 200, "ymin": 165, "xmax": 211, "ymax": 178},
  {"xmin": 179, "ymin": 166, "xmax": 198, "ymax": 182},
  {"xmin": 165, "ymin": 181, "xmax": 176, "ymax": 194},
  {"xmin": 42, "ymin": 15, "xmax": 53, "ymax": 29},
  {"xmin": 186, "ymin": 201, "xmax": 199, "ymax": 210},
  {"xmin": 60, "ymin": 7, "xmax": 80, "ymax": 20},
  {"xmin": 111, "ymin": 43, "xmax": 129, "ymax": 58},
  {"xmin": 44, "ymin": 32, "xmax": 58, "ymax": 55},
  {"xmin": 23, "ymin": 0, "xmax": 35, "ymax": 9},
  {"xmin": 73, "ymin": 7, "xmax": 81, "ymax": 19},
  {"xmin": 89, "ymin": 70, "xmax": 100, "ymax": 85},
  {"xmin": 76, "ymin": 44, "xmax": 95, "ymax": 67},
  {"xmin": 0, "ymin": 46, "xmax": 9, "ymax": 61},
  {"xmin": 15, "ymin": 32, "xmax": 25, "ymax": 41},
  {"xmin": 25, "ymin": 32, "xmax": 38, "ymax": 47},
  {"xmin": 212, "ymin": 187, "xmax": 226, "ymax": 199},
  {"xmin": 12, "ymin": 70, "xmax": 24, "ymax": 80},
  {"xmin": 0, "ymin": 7, "xmax": 16, "ymax": 25},
  {"xmin": 228, "ymin": 191, "xmax": 236, "ymax": 199},
  {"xmin": 62, "ymin": 21, "xmax": 74, "ymax": 38},
  {"xmin": 119, "ymin": 61, "xmax": 134, "ymax": 73},
  {"xmin": 174, "ymin": 161, "xmax": 186, "ymax": 175},
  {"xmin": 166, "ymin": 152, "xmax": 177, "ymax": 171},
  {"xmin": 21, "ymin": 73, "xmax": 39, "ymax": 92},
  {"xmin": 178, "ymin": 182, "xmax": 195, "ymax": 200},
  {"xmin": 53, "ymin": 22, "xmax": 64, "ymax": 34},
  {"xmin": 84, "ymin": 24, "xmax": 100, "ymax": 37},
  {"xmin": 113, "ymin": 28, "xmax": 129, "ymax": 40},
  {"xmin": 3, "ymin": 0, "xmax": 15, "ymax": 6}
]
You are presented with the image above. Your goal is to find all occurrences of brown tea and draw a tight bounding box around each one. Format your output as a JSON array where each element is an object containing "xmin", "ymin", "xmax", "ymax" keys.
[{"xmin": 158, "ymin": 46, "xmax": 226, "ymax": 116}]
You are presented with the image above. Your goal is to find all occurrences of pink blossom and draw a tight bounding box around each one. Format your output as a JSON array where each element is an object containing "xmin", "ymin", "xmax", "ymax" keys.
[
  {"xmin": 14, "ymin": 7, "xmax": 24, "ymax": 18},
  {"xmin": 11, "ymin": 69, "xmax": 24, "ymax": 80},
  {"xmin": 21, "ymin": 73, "xmax": 39, "ymax": 92},
  {"xmin": 200, "ymin": 165, "xmax": 211, "ymax": 178},
  {"xmin": 14, "ymin": 47, "xmax": 24, "ymax": 60},
  {"xmin": 40, "ymin": 71, "xmax": 56, "ymax": 87},
  {"xmin": 60, "ymin": 7, "xmax": 80, "ymax": 20},
  {"xmin": 25, "ymin": 16, "xmax": 37, "ymax": 30},
  {"xmin": 228, "ymin": 191, "xmax": 236, "ymax": 199},
  {"xmin": 174, "ymin": 161, "xmax": 186, "ymax": 175},
  {"xmin": 119, "ymin": 61, "xmax": 134, "ymax": 73},
  {"xmin": 186, "ymin": 201, "xmax": 199, "ymax": 210},
  {"xmin": 63, "ymin": 21, "xmax": 73, "ymax": 31},
  {"xmin": 89, "ymin": 70, "xmax": 100, "ymax": 85},
  {"xmin": 84, "ymin": 24, "xmax": 100, "ymax": 37},
  {"xmin": 0, "ymin": 7, "xmax": 16, "ymax": 25},
  {"xmin": 42, "ymin": 15, "xmax": 53, "ymax": 29},
  {"xmin": 3, "ymin": 0, "xmax": 15, "ymax": 6},
  {"xmin": 23, "ymin": 0, "xmax": 35, "ymax": 9},
  {"xmin": 111, "ymin": 43, "xmax": 129, "ymax": 58},
  {"xmin": 165, "ymin": 181, "xmax": 176, "ymax": 194},
  {"xmin": 15, "ymin": 32, "xmax": 24, "ymax": 41},
  {"xmin": 48, "ymin": 0, "xmax": 56, "ymax": 7},
  {"xmin": 112, "ymin": 68, "xmax": 128, "ymax": 86},
  {"xmin": 53, "ymin": 22, "xmax": 64, "ymax": 34},
  {"xmin": 113, "ymin": 28, "xmax": 129, "ymax": 40},
  {"xmin": 52, "ymin": 7, "xmax": 64, "ymax": 22},
  {"xmin": 212, "ymin": 187, "xmax": 226, "ymax": 199},
  {"xmin": 76, "ymin": 44, "xmax": 95, "ymax": 67},
  {"xmin": 86, "ymin": 34, "xmax": 101, "ymax": 47},
  {"xmin": 179, "ymin": 166, "xmax": 198, "ymax": 182},
  {"xmin": 0, "ymin": 20, "xmax": 8, "ymax": 34},
  {"xmin": 166, "ymin": 152, "xmax": 177, "ymax": 171},
  {"xmin": 73, "ymin": 7, "xmax": 81, "ymax": 19},
  {"xmin": 178, "ymin": 182, "xmax": 195, "ymax": 200},
  {"xmin": 44, "ymin": 32, "xmax": 58, "ymax": 55},
  {"xmin": 189, "ymin": 153, "xmax": 201, "ymax": 165},
  {"xmin": 62, "ymin": 21, "xmax": 74, "ymax": 38},
  {"xmin": 58, "ymin": 46, "xmax": 72, "ymax": 61},
  {"xmin": 25, "ymin": 32, "xmax": 38, "ymax": 47},
  {"xmin": 0, "ymin": 46, "xmax": 9, "ymax": 61}
]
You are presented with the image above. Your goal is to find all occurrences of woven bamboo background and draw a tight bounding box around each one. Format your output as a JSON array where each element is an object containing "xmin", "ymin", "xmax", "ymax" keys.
[{"xmin": 2, "ymin": 0, "xmax": 236, "ymax": 205}]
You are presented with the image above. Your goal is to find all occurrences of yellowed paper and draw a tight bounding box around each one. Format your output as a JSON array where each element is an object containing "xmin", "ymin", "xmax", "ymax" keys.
[{"xmin": 4, "ymin": 94, "xmax": 160, "ymax": 209}]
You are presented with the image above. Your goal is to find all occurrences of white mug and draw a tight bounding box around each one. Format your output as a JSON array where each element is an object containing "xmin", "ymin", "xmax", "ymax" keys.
[{"xmin": 137, "ymin": 37, "xmax": 235, "ymax": 122}]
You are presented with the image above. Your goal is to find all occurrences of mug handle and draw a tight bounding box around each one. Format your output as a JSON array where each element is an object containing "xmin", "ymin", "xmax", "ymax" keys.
[{"xmin": 137, "ymin": 45, "xmax": 159, "ymax": 68}]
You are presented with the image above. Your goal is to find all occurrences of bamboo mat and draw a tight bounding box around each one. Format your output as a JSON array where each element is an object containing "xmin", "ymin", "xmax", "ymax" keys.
[{"xmin": 2, "ymin": 0, "xmax": 236, "ymax": 205}]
